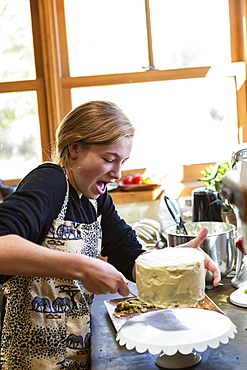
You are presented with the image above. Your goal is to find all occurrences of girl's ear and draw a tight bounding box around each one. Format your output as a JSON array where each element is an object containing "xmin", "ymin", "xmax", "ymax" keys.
[{"xmin": 68, "ymin": 142, "xmax": 79, "ymax": 159}]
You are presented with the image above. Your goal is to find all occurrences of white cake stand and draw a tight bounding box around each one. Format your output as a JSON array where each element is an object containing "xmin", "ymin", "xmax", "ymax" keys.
[{"xmin": 116, "ymin": 308, "xmax": 237, "ymax": 369}]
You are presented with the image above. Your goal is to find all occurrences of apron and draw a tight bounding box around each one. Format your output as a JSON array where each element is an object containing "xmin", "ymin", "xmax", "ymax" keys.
[{"xmin": 0, "ymin": 175, "xmax": 102, "ymax": 370}]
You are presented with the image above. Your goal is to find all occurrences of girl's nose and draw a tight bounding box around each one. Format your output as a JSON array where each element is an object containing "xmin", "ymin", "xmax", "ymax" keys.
[{"xmin": 109, "ymin": 164, "xmax": 122, "ymax": 180}]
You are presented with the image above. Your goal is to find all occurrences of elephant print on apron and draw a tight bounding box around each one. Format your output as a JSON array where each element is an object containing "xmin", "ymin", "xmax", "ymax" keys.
[{"xmin": 0, "ymin": 177, "xmax": 102, "ymax": 370}]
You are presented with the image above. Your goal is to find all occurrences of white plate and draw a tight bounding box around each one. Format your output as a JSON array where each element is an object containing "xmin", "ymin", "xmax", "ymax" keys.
[{"xmin": 230, "ymin": 284, "xmax": 247, "ymax": 308}]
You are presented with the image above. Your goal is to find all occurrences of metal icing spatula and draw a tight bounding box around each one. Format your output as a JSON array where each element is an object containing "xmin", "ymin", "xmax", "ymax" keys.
[{"xmin": 164, "ymin": 195, "xmax": 188, "ymax": 235}]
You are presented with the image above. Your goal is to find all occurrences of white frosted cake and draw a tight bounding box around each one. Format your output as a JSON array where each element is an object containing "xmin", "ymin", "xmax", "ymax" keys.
[{"xmin": 136, "ymin": 247, "xmax": 205, "ymax": 308}]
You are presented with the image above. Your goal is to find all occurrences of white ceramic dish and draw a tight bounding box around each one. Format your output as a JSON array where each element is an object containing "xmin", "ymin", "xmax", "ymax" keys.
[{"xmin": 230, "ymin": 284, "xmax": 247, "ymax": 308}]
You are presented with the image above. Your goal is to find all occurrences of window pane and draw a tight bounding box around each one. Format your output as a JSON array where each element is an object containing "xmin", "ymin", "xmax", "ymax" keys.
[
  {"xmin": 64, "ymin": 0, "xmax": 149, "ymax": 76},
  {"xmin": 0, "ymin": 0, "xmax": 36, "ymax": 82},
  {"xmin": 0, "ymin": 91, "xmax": 42, "ymax": 180},
  {"xmin": 150, "ymin": 0, "xmax": 231, "ymax": 69},
  {"xmin": 71, "ymin": 78, "xmax": 238, "ymax": 176}
]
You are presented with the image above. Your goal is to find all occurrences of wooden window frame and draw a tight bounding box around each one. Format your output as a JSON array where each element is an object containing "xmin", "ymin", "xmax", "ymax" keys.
[{"xmin": 1, "ymin": 0, "xmax": 247, "ymax": 186}]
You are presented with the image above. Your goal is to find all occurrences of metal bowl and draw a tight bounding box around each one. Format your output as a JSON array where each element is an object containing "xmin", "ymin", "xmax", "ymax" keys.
[{"xmin": 165, "ymin": 221, "xmax": 236, "ymax": 289}]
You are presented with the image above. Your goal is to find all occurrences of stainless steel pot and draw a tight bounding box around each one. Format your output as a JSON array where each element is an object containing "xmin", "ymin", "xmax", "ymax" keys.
[{"xmin": 165, "ymin": 221, "xmax": 236, "ymax": 289}]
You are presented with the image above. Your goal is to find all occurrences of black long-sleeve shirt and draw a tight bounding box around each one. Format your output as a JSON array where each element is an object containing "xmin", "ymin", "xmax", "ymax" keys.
[{"xmin": 0, "ymin": 163, "xmax": 145, "ymax": 282}]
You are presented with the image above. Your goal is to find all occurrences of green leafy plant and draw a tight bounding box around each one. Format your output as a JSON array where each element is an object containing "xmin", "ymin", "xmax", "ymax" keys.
[{"xmin": 198, "ymin": 162, "xmax": 235, "ymax": 215}]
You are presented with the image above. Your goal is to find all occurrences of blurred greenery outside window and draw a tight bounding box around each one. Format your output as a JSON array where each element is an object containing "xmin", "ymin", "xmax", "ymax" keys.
[
  {"xmin": 0, "ymin": 91, "xmax": 41, "ymax": 179},
  {"xmin": 0, "ymin": 0, "xmax": 41, "ymax": 180},
  {"xmin": 0, "ymin": 0, "xmax": 239, "ymax": 181}
]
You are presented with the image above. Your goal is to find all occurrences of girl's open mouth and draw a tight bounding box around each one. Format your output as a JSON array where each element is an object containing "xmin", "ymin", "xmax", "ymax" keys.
[{"xmin": 96, "ymin": 181, "xmax": 107, "ymax": 194}]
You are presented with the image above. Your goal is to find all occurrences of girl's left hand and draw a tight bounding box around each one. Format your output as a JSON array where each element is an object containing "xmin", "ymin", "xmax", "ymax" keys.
[{"xmin": 177, "ymin": 227, "xmax": 221, "ymax": 287}]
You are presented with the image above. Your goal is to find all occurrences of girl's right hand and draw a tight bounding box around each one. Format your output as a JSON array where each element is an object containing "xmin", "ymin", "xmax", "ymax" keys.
[{"xmin": 80, "ymin": 256, "xmax": 130, "ymax": 296}]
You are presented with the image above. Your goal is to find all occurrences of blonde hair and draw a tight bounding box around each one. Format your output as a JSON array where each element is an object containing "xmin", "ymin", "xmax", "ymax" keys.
[{"xmin": 53, "ymin": 101, "xmax": 135, "ymax": 167}]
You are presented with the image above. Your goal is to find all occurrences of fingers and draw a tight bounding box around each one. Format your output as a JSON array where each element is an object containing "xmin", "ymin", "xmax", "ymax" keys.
[
  {"xmin": 177, "ymin": 227, "xmax": 221, "ymax": 287},
  {"xmin": 197, "ymin": 247, "xmax": 221, "ymax": 287},
  {"xmin": 200, "ymin": 249, "xmax": 221, "ymax": 287},
  {"xmin": 115, "ymin": 272, "xmax": 130, "ymax": 297},
  {"xmin": 212, "ymin": 267, "xmax": 221, "ymax": 286},
  {"xmin": 180, "ymin": 227, "xmax": 208, "ymax": 249},
  {"xmin": 118, "ymin": 281, "xmax": 130, "ymax": 297},
  {"xmin": 107, "ymin": 275, "xmax": 130, "ymax": 296},
  {"xmin": 103, "ymin": 272, "xmax": 130, "ymax": 296}
]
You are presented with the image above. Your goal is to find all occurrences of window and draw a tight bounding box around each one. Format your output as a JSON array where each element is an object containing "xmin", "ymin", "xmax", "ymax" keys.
[
  {"xmin": 64, "ymin": 0, "xmax": 148, "ymax": 76},
  {"xmin": 71, "ymin": 77, "xmax": 238, "ymax": 174},
  {"xmin": 0, "ymin": 0, "xmax": 41, "ymax": 180},
  {"xmin": 64, "ymin": 0, "xmax": 240, "ymax": 179},
  {"xmin": 0, "ymin": 0, "xmax": 36, "ymax": 82},
  {"xmin": 150, "ymin": 0, "xmax": 231, "ymax": 69},
  {"xmin": 0, "ymin": 91, "xmax": 41, "ymax": 179},
  {"xmin": 0, "ymin": 0, "xmax": 246, "ymax": 194}
]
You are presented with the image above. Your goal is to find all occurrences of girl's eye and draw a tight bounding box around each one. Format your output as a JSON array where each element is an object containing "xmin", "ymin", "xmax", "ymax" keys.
[
  {"xmin": 121, "ymin": 158, "xmax": 129, "ymax": 166},
  {"xmin": 104, "ymin": 158, "xmax": 114, "ymax": 163}
]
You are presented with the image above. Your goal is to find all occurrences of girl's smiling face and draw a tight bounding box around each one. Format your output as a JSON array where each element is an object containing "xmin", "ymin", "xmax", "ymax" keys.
[{"xmin": 66, "ymin": 136, "xmax": 133, "ymax": 199}]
